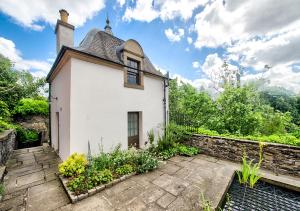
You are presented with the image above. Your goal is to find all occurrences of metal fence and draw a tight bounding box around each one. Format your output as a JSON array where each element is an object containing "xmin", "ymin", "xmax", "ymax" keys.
[{"xmin": 169, "ymin": 113, "xmax": 200, "ymax": 133}]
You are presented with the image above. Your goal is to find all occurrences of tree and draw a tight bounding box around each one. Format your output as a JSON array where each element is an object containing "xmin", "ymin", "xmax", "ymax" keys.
[
  {"xmin": 0, "ymin": 54, "xmax": 46, "ymax": 109},
  {"xmin": 215, "ymin": 85, "xmax": 262, "ymax": 135}
]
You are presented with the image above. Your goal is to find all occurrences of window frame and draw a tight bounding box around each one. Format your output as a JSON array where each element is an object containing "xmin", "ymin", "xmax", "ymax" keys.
[{"xmin": 126, "ymin": 58, "xmax": 140, "ymax": 85}]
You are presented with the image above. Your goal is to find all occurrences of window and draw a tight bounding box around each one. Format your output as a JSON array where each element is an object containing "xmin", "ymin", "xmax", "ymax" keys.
[
  {"xmin": 128, "ymin": 112, "xmax": 138, "ymax": 137},
  {"xmin": 127, "ymin": 58, "xmax": 139, "ymax": 85}
]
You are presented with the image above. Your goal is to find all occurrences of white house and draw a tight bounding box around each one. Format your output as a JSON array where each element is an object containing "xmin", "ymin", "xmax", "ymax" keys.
[{"xmin": 46, "ymin": 10, "xmax": 169, "ymax": 160}]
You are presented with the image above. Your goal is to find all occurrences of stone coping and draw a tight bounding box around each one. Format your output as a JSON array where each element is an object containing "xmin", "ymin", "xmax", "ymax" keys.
[
  {"xmin": 193, "ymin": 134, "xmax": 300, "ymax": 149},
  {"xmin": 58, "ymin": 172, "xmax": 137, "ymax": 203},
  {"xmin": 0, "ymin": 129, "xmax": 15, "ymax": 142},
  {"xmin": 217, "ymin": 170, "xmax": 300, "ymax": 209}
]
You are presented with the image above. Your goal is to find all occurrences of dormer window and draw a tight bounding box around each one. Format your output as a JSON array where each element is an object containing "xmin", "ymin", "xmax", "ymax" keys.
[
  {"xmin": 127, "ymin": 58, "xmax": 140, "ymax": 85},
  {"xmin": 122, "ymin": 39, "xmax": 145, "ymax": 90}
]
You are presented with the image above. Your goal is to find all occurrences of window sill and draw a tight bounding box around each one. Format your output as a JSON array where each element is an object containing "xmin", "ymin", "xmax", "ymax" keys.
[{"xmin": 124, "ymin": 83, "xmax": 144, "ymax": 90}]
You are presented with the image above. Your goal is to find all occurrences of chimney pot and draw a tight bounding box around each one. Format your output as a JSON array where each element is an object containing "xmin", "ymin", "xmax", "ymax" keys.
[
  {"xmin": 59, "ymin": 9, "xmax": 69, "ymax": 23},
  {"xmin": 55, "ymin": 9, "xmax": 74, "ymax": 54}
]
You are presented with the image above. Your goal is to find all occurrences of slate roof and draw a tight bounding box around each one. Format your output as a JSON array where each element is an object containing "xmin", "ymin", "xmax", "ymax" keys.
[{"xmin": 75, "ymin": 29, "xmax": 163, "ymax": 77}]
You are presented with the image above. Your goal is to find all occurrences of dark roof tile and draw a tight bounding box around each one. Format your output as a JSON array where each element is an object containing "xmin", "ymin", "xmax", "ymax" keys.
[{"xmin": 75, "ymin": 29, "xmax": 163, "ymax": 76}]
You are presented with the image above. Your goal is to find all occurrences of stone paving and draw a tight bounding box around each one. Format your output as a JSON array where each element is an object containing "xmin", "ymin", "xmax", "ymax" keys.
[
  {"xmin": 1, "ymin": 145, "xmax": 299, "ymax": 211},
  {"xmin": 1, "ymin": 144, "xmax": 69, "ymax": 211}
]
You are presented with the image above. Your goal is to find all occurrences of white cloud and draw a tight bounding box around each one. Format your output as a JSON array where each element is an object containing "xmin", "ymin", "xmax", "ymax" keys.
[
  {"xmin": 0, "ymin": 37, "xmax": 51, "ymax": 77},
  {"xmin": 117, "ymin": 0, "xmax": 126, "ymax": 7},
  {"xmin": 122, "ymin": 0, "xmax": 159, "ymax": 22},
  {"xmin": 122, "ymin": 0, "xmax": 208, "ymax": 22},
  {"xmin": 164, "ymin": 28, "xmax": 184, "ymax": 42},
  {"xmin": 193, "ymin": 0, "xmax": 300, "ymax": 49},
  {"xmin": 0, "ymin": 0, "xmax": 106, "ymax": 30},
  {"xmin": 187, "ymin": 37, "xmax": 193, "ymax": 44},
  {"xmin": 191, "ymin": 0, "xmax": 300, "ymax": 93},
  {"xmin": 192, "ymin": 61, "xmax": 200, "ymax": 69},
  {"xmin": 185, "ymin": 47, "xmax": 190, "ymax": 52}
]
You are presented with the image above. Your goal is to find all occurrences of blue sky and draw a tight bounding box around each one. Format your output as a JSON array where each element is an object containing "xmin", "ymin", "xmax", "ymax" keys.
[{"xmin": 0, "ymin": 0, "xmax": 300, "ymax": 93}]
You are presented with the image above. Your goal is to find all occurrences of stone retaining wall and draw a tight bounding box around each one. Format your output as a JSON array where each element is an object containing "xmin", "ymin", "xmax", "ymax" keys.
[
  {"xmin": 187, "ymin": 135, "xmax": 300, "ymax": 177},
  {"xmin": 0, "ymin": 130, "xmax": 16, "ymax": 165}
]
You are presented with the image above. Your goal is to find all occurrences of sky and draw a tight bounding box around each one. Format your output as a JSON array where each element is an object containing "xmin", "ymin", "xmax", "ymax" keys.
[{"xmin": 0, "ymin": 0, "xmax": 300, "ymax": 94}]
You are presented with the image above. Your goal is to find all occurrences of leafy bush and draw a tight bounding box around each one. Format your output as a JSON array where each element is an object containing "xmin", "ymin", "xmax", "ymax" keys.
[
  {"xmin": 197, "ymin": 127, "xmax": 219, "ymax": 136},
  {"xmin": 156, "ymin": 147, "xmax": 178, "ymax": 160},
  {"xmin": 92, "ymin": 152, "xmax": 113, "ymax": 171},
  {"xmin": 291, "ymin": 129, "xmax": 300, "ymax": 138},
  {"xmin": 16, "ymin": 126, "xmax": 38, "ymax": 143},
  {"xmin": 116, "ymin": 164, "xmax": 134, "ymax": 176},
  {"xmin": 88, "ymin": 169, "xmax": 113, "ymax": 187},
  {"xmin": 196, "ymin": 127, "xmax": 300, "ymax": 146},
  {"xmin": 136, "ymin": 151, "xmax": 158, "ymax": 173},
  {"xmin": 13, "ymin": 98, "xmax": 48, "ymax": 117},
  {"xmin": 0, "ymin": 119, "xmax": 14, "ymax": 133},
  {"xmin": 59, "ymin": 153, "xmax": 88, "ymax": 177},
  {"xmin": 67, "ymin": 175, "xmax": 88, "ymax": 194},
  {"xmin": 109, "ymin": 145, "xmax": 138, "ymax": 169},
  {"xmin": 0, "ymin": 100, "xmax": 10, "ymax": 121},
  {"xmin": 177, "ymin": 145, "xmax": 199, "ymax": 156}
]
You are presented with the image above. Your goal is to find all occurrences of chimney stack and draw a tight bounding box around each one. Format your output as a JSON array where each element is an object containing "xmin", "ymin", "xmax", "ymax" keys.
[{"xmin": 55, "ymin": 9, "xmax": 74, "ymax": 54}]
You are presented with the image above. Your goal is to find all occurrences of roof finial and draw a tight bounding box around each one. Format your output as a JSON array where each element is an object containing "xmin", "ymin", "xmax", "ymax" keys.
[{"xmin": 104, "ymin": 13, "xmax": 113, "ymax": 35}]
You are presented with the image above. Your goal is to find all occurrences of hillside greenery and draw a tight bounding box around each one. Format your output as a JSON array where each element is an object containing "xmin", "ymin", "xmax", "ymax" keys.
[
  {"xmin": 0, "ymin": 54, "xmax": 47, "ymax": 135},
  {"xmin": 169, "ymin": 79, "xmax": 300, "ymax": 146}
]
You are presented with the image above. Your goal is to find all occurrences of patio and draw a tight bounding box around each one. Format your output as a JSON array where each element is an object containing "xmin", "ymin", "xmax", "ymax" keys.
[{"xmin": 1, "ymin": 145, "xmax": 299, "ymax": 210}]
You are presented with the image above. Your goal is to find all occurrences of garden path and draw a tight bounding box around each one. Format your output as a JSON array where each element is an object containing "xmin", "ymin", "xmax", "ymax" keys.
[{"xmin": 1, "ymin": 145, "xmax": 299, "ymax": 210}]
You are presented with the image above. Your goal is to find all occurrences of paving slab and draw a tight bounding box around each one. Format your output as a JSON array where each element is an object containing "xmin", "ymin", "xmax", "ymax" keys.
[
  {"xmin": 16, "ymin": 170, "xmax": 45, "ymax": 187},
  {"xmin": 3, "ymin": 149, "xmax": 300, "ymax": 211},
  {"xmin": 156, "ymin": 192, "xmax": 176, "ymax": 208}
]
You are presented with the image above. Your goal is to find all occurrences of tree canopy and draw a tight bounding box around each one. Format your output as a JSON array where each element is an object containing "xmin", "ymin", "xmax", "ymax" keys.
[{"xmin": 0, "ymin": 54, "xmax": 46, "ymax": 109}]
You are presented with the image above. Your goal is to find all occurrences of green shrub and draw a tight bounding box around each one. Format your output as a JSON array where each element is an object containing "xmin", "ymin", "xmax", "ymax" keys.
[
  {"xmin": 16, "ymin": 126, "xmax": 39, "ymax": 143},
  {"xmin": 157, "ymin": 147, "xmax": 178, "ymax": 160},
  {"xmin": 96, "ymin": 169, "xmax": 113, "ymax": 184},
  {"xmin": 292, "ymin": 130, "xmax": 300, "ymax": 138},
  {"xmin": 110, "ymin": 145, "xmax": 136, "ymax": 168},
  {"xmin": 0, "ymin": 119, "xmax": 14, "ymax": 133},
  {"xmin": 177, "ymin": 145, "xmax": 199, "ymax": 156},
  {"xmin": 67, "ymin": 175, "xmax": 88, "ymax": 194},
  {"xmin": 0, "ymin": 100, "xmax": 10, "ymax": 121},
  {"xmin": 197, "ymin": 127, "xmax": 219, "ymax": 136},
  {"xmin": 194, "ymin": 127, "xmax": 300, "ymax": 147},
  {"xmin": 88, "ymin": 169, "xmax": 113, "ymax": 187},
  {"xmin": 92, "ymin": 153, "xmax": 113, "ymax": 171},
  {"xmin": 13, "ymin": 98, "xmax": 48, "ymax": 117},
  {"xmin": 116, "ymin": 164, "xmax": 134, "ymax": 176},
  {"xmin": 136, "ymin": 151, "xmax": 158, "ymax": 173},
  {"xmin": 59, "ymin": 153, "xmax": 88, "ymax": 177}
]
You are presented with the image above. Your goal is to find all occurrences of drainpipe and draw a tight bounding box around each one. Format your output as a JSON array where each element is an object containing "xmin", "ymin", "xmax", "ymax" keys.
[
  {"xmin": 48, "ymin": 82, "xmax": 52, "ymax": 146},
  {"xmin": 163, "ymin": 72, "xmax": 169, "ymax": 134}
]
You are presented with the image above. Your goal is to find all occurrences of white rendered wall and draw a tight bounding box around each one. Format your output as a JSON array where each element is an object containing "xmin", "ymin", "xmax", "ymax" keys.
[
  {"xmin": 50, "ymin": 60, "xmax": 71, "ymax": 160},
  {"xmin": 69, "ymin": 58, "xmax": 166, "ymax": 156}
]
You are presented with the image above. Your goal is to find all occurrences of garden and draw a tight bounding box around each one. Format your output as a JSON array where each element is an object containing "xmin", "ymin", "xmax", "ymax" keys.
[
  {"xmin": 0, "ymin": 55, "xmax": 48, "ymax": 148},
  {"xmin": 169, "ymin": 79, "xmax": 300, "ymax": 146},
  {"xmin": 58, "ymin": 125, "xmax": 199, "ymax": 201}
]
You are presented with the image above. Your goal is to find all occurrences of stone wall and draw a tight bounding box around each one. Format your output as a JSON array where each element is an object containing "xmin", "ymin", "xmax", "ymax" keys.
[
  {"xmin": 187, "ymin": 135, "xmax": 300, "ymax": 177},
  {"xmin": 0, "ymin": 130, "xmax": 16, "ymax": 165}
]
